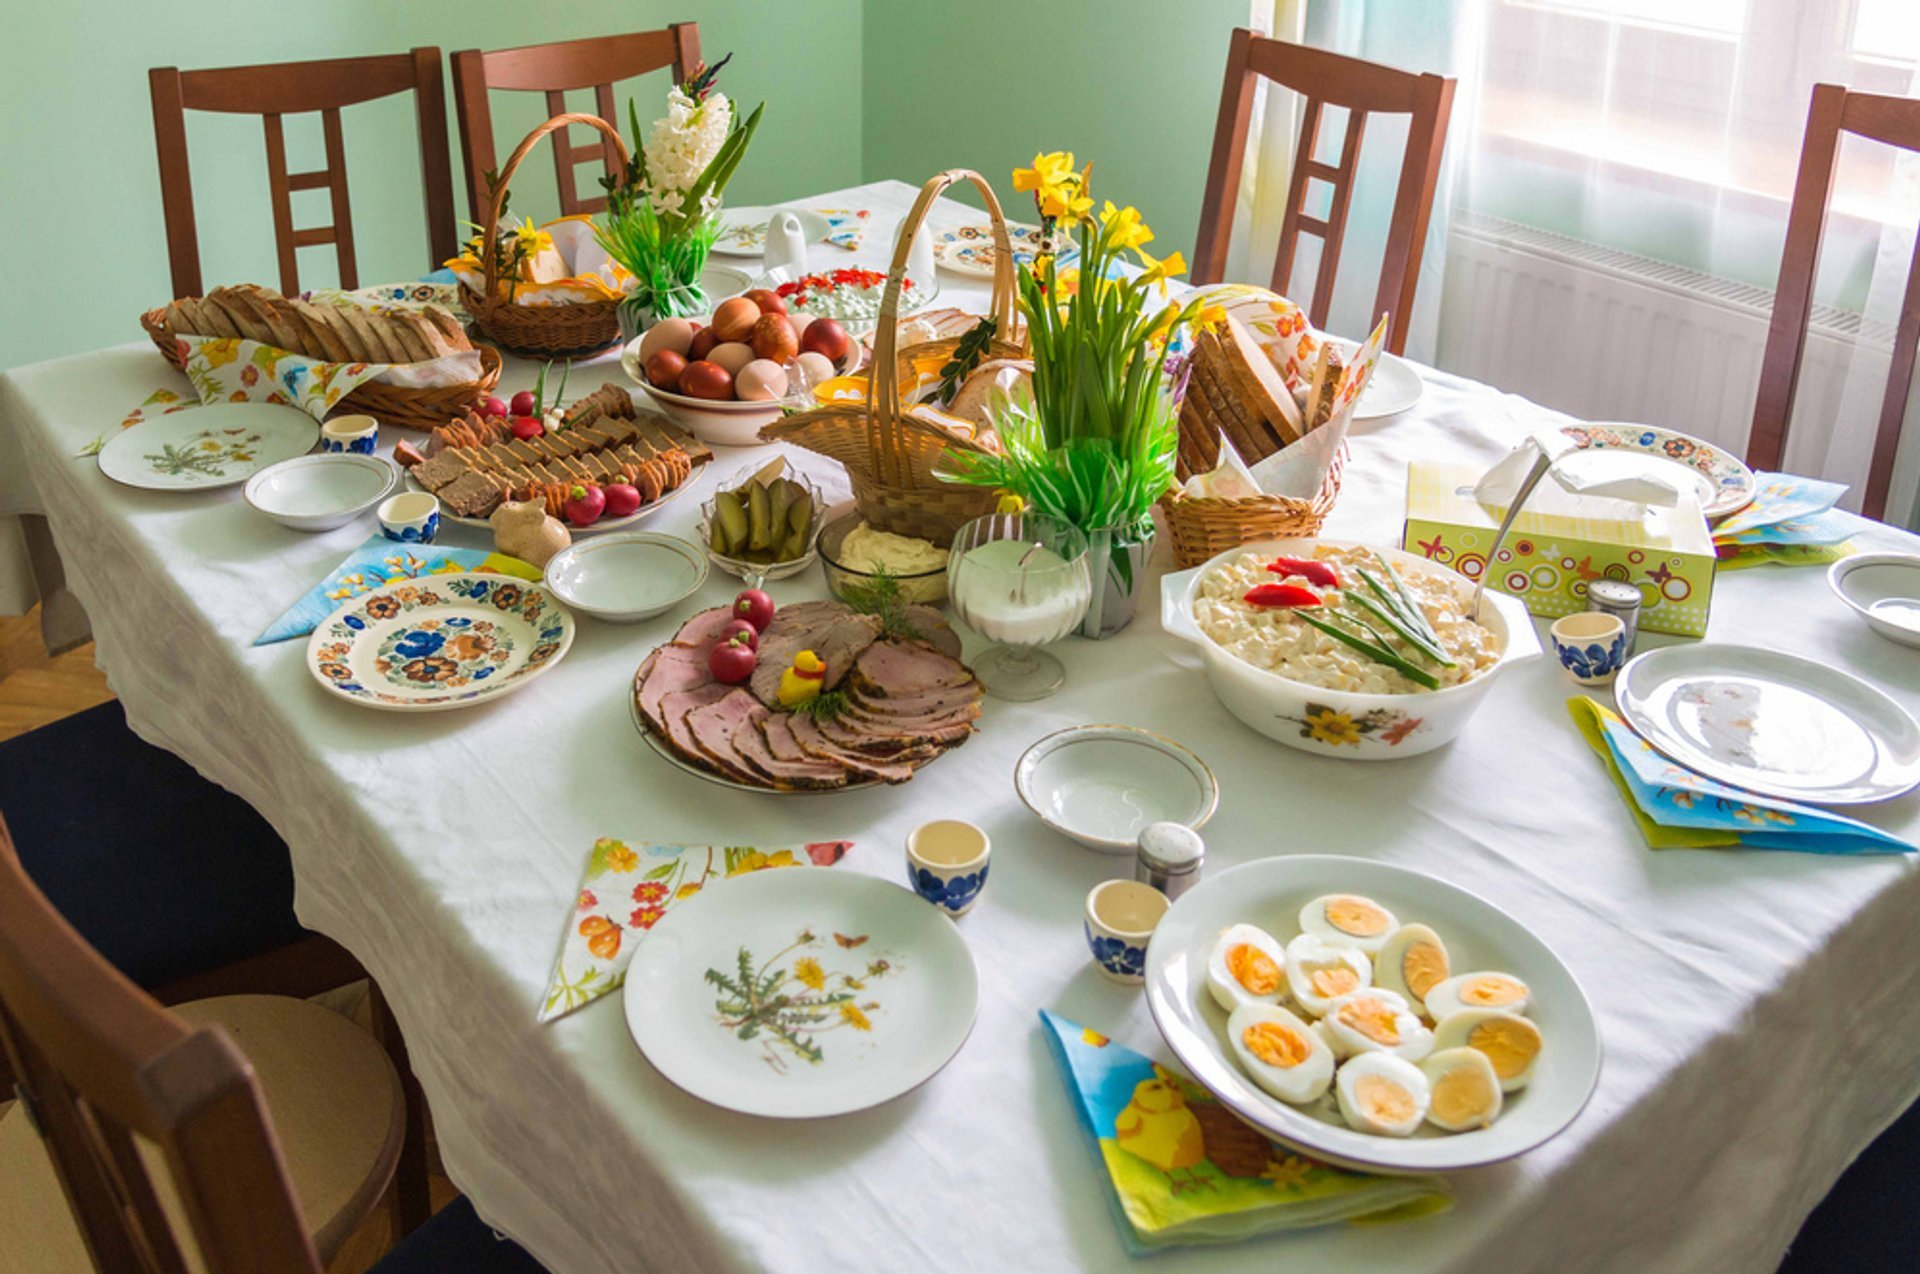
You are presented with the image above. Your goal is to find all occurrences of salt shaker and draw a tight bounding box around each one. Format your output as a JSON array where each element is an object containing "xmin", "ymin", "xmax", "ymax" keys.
[
  {"xmin": 1135, "ymin": 822, "xmax": 1204, "ymax": 901},
  {"xmin": 1585, "ymin": 580, "xmax": 1643, "ymax": 656}
]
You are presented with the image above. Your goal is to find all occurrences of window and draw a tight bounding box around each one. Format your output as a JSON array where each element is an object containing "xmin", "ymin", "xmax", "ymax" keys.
[
  {"xmin": 1519, "ymin": 0, "xmax": 1746, "ymax": 39},
  {"xmin": 1853, "ymin": 0, "xmax": 1920, "ymax": 62}
]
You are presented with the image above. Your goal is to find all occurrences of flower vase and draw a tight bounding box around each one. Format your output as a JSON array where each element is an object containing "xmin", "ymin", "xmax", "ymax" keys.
[{"xmin": 1078, "ymin": 526, "xmax": 1154, "ymax": 639}]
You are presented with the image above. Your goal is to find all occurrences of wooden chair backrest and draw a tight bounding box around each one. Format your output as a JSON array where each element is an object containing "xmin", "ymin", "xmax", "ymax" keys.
[
  {"xmin": 1750, "ymin": 82, "xmax": 1920, "ymax": 522},
  {"xmin": 451, "ymin": 23, "xmax": 701, "ymax": 221},
  {"xmin": 1192, "ymin": 28, "xmax": 1455, "ymax": 357},
  {"xmin": 149, "ymin": 48, "xmax": 457, "ymax": 301},
  {"xmin": 0, "ymin": 814, "xmax": 319, "ymax": 1274}
]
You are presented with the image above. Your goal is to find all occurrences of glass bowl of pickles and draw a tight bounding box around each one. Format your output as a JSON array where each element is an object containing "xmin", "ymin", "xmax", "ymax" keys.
[{"xmin": 698, "ymin": 458, "xmax": 824, "ymax": 589}]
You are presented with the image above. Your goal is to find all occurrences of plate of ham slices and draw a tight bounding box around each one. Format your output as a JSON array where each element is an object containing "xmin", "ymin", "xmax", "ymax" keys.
[{"xmin": 629, "ymin": 598, "xmax": 985, "ymax": 792}]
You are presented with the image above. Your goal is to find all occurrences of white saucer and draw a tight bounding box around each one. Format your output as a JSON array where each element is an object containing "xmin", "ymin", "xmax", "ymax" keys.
[
  {"xmin": 542, "ymin": 532, "xmax": 707, "ymax": 623},
  {"xmin": 1014, "ymin": 725, "xmax": 1219, "ymax": 855},
  {"xmin": 1830, "ymin": 553, "xmax": 1920, "ymax": 649},
  {"xmin": 245, "ymin": 453, "xmax": 398, "ymax": 532}
]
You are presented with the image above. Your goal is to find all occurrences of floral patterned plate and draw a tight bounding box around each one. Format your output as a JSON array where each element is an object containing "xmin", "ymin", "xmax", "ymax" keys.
[
  {"xmin": 1558, "ymin": 423, "xmax": 1756, "ymax": 520},
  {"xmin": 97, "ymin": 402, "xmax": 319, "ymax": 491},
  {"xmin": 932, "ymin": 222, "xmax": 1046, "ymax": 278},
  {"xmin": 306, "ymin": 572, "xmax": 574, "ymax": 712},
  {"xmin": 622, "ymin": 866, "xmax": 978, "ymax": 1118}
]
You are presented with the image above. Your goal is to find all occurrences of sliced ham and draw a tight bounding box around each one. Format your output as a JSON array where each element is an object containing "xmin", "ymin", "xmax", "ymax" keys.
[
  {"xmin": 636, "ymin": 646, "xmax": 712, "ymax": 735},
  {"xmin": 786, "ymin": 714, "xmax": 919, "ymax": 784},
  {"xmin": 734, "ymin": 711, "xmax": 848, "ymax": 791},
  {"xmin": 850, "ymin": 641, "xmax": 976, "ymax": 698},
  {"xmin": 750, "ymin": 604, "xmax": 882, "ymax": 707},
  {"xmin": 670, "ymin": 606, "xmax": 738, "ymax": 650},
  {"xmin": 844, "ymin": 680, "xmax": 981, "ymax": 719},
  {"xmin": 903, "ymin": 605, "xmax": 963, "ymax": 659},
  {"xmin": 684, "ymin": 690, "xmax": 765, "ymax": 784},
  {"xmin": 657, "ymin": 684, "xmax": 731, "ymax": 768}
]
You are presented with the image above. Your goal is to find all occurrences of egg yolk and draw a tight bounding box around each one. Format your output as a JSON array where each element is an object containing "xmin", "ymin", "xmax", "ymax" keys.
[
  {"xmin": 1337, "ymin": 998, "xmax": 1402, "ymax": 1045},
  {"xmin": 1460, "ymin": 975, "xmax": 1524, "ymax": 1007},
  {"xmin": 1402, "ymin": 943, "xmax": 1448, "ymax": 1000},
  {"xmin": 1227, "ymin": 944, "xmax": 1283, "ymax": 996},
  {"xmin": 1326, "ymin": 896, "xmax": 1390, "ymax": 937},
  {"xmin": 1354, "ymin": 1074, "xmax": 1416, "ymax": 1124},
  {"xmin": 1243, "ymin": 1021, "xmax": 1312, "ymax": 1068},
  {"xmin": 1308, "ymin": 965, "xmax": 1361, "ymax": 999},
  {"xmin": 1431, "ymin": 1065, "xmax": 1497, "ymax": 1127},
  {"xmin": 1468, "ymin": 1018, "xmax": 1542, "ymax": 1079}
]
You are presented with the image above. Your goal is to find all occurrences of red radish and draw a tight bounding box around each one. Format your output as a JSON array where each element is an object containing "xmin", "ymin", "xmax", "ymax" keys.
[
  {"xmin": 733, "ymin": 588, "xmax": 775, "ymax": 631},
  {"xmin": 510, "ymin": 416, "xmax": 545, "ymax": 440},
  {"xmin": 717, "ymin": 618, "xmax": 759, "ymax": 650},
  {"xmin": 708, "ymin": 632, "xmax": 758, "ymax": 684},
  {"xmin": 480, "ymin": 395, "xmax": 508, "ymax": 418},
  {"xmin": 564, "ymin": 484, "xmax": 606, "ymax": 527},
  {"xmin": 509, "ymin": 390, "xmax": 536, "ymax": 417},
  {"xmin": 601, "ymin": 483, "xmax": 641, "ymax": 518}
]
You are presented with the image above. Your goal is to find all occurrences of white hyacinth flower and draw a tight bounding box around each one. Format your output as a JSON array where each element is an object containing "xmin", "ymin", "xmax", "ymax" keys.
[{"xmin": 641, "ymin": 87, "xmax": 732, "ymax": 202}]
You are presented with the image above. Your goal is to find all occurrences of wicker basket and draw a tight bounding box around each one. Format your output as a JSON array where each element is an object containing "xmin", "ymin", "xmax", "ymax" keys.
[
  {"xmin": 761, "ymin": 170, "xmax": 1026, "ymax": 547},
  {"xmin": 461, "ymin": 113, "xmax": 628, "ymax": 360},
  {"xmin": 138, "ymin": 306, "xmax": 502, "ymax": 433}
]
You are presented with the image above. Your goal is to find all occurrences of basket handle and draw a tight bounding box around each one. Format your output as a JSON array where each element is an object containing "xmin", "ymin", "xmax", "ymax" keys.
[{"xmin": 479, "ymin": 113, "xmax": 632, "ymax": 302}]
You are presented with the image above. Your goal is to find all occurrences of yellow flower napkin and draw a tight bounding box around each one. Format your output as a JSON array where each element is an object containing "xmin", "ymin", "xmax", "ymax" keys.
[{"xmin": 179, "ymin": 335, "xmax": 386, "ymax": 420}]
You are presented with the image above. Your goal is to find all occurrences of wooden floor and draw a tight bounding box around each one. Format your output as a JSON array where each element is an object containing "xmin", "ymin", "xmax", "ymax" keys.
[{"xmin": 0, "ymin": 605, "xmax": 460, "ymax": 1270}]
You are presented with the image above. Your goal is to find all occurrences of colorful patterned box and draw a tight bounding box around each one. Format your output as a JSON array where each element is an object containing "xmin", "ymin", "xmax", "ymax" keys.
[{"xmin": 1402, "ymin": 461, "xmax": 1718, "ymax": 637}]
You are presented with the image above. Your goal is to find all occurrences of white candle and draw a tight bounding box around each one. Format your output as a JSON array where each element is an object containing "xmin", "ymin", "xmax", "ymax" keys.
[{"xmin": 951, "ymin": 539, "xmax": 1091, "ymax": 645}]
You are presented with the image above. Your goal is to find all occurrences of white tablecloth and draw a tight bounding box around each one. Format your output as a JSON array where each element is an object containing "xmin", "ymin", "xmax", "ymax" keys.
[{"xmin": 3, "ymin": 180, "xmax": 1918, "ymax": 1274}]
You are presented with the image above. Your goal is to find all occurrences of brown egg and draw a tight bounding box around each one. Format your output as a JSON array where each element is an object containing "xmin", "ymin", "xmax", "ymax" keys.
[
  {"xmin": 645, "ymin": 350, "xmax": 688, "ymax": 391},
  {"xmin": 687, "ymin": 325, "xmax": 719, "ymax": 362},
  {"xmin": 798, "ymin": 316, "xmax": 852, "ymax": 364},
  {"xmin": 735, "ymin": 358, "xmax": 790, "ymax": 402},
  {"xmin": 708, "ymin": 341, "xmax": 756, "ymax": 377},
  {"xmin": 744, "ymin": 288, "xmax": 787, "ymax": 316},
  {"xmin": 636, "ymin": 317, "xmax": 694, "ymax": 363},
  {"xmin": 711, "ymin": 297, "xmax": 762, "ymax": 343},
  {"xmin": 750, "ymin": 313, "xmax": 799, "ymax": 364},
  {"xmin": 677, "ymin": 359, "xmax": 734, "ymax": 400}
]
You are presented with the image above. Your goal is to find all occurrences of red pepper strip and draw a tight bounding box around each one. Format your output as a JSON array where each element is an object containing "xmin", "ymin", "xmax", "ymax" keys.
[
  {"xmin": 1268, "ymin": 556, "xmax": 1340, "ymax": 588},
  {"xmin": 1244, "ymin": 583, "xmax": 1323, "ymax": 608}
]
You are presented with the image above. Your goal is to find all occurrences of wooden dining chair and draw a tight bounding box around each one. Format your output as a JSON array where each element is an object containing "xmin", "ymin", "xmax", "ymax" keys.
[
  {"xmin": 451, "ymin": 23, "xmax": 701, "ymax": 221},
  {"xmin": 1191, "ymin": 28, "xmax": 1456, "ymax": 357},
  {"xmin": 1749, "ymin": 83, "xmax": 1920, "ymax": 522},
  {"xmin": 149, "ymin": 48, "xmax": 459, "ymax": 299}
]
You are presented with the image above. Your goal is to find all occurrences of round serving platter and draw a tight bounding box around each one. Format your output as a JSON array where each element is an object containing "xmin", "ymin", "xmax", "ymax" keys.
[
  {"xmin": 625, "ymin": 675, "xmax": 881, "ymax": 795},
  {"xmin": 98, "ymin": 403, "xmax": 320, "ymax": 492},
  {"xmin": 406, "ymin": 468, "xmax": 697, "ymax": 535},
  {"xmin": 622, "ymin": 866, "xmax": 979, "ymax": 1118},
  {"xmin": 1558, "ymin": 423, "xmax": 1756, "ymax": 520},
  {"xmin": 1144, "ymin": 855, "xmax": 1601, "ymax": 1175},
  {"xmin": 307, "ymin": 572, "xmax": 574, "ymax": 712},
  {"xmin": 1613, "ymin": 644, "xmax": 1920, "ymax": 805}
]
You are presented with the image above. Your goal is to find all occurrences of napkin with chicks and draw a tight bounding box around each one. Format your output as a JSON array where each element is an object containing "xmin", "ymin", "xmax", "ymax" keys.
[{"xmin": 1712, "ymin": 472, "xmax": 1857, "ymax": 570}]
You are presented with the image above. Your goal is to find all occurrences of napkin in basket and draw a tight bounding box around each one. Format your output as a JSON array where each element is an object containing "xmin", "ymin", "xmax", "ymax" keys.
[
  {"xmin": 176, "ymin": 335, "xmax": 388, "ymax": 419},
  {"xmin": 1568, "ymin": 698, "xmax": 1913, "ymax": 854},
  {"xmin": 254, "ymin": 536, "xmax": 541, "ymax": 645},
  {"xmin": 1040, "ymin": 1011, "xmax": 1448, "ymax": 1251},
  {"xmin": 540, "ymin": 839, "xmax": 854, "ymax": 1022}
]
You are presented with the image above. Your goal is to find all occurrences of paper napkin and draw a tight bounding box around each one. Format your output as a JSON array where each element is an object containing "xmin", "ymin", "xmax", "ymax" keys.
[
  {"xmin": 1712, "ymin": 471, "xmax": 1850, "ymax": 540},
  {"xmin": 1567, "ymin": 698, "xmax": 1913, "ymax": 854},
  {"xmin": 541, "ymin": 839, "xmax": 854, "ymax": 1021},
  {"xmin": 254, "ymin": 536, "xmax": 541, "ymax": 645},
  {"xmin": 819, "ymin": 208, "xmax": 870, "ymax": 250},
  {"xmin": 1715, "ymin": 541, "xmax": 1856, "ymax": 571},
  {"xmin": 1040, "ymin": 1012, "xmax": 1447, "ymax": 1251},
  {"xmin": 1247, "ymin": 312, "xmax": 1389, "ymax": 500},
  {"xmin": 177, "ymin": 335, "xmax": 387, "ymax": 421},
  {"xmin": 77, "ymin": 388, "xmax": 197, "ymax": 457}
]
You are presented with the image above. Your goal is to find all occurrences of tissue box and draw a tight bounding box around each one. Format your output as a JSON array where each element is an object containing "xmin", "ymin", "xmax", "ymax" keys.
[{"xmin": 1402, "ymin": 462, "xmax": 1717, "ymax": 637}]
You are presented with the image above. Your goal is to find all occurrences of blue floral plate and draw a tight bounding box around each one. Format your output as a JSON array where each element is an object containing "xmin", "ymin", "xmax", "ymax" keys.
[{"xmin": 306, "ymin": 572, "xmax": 574, "ymax": 712}]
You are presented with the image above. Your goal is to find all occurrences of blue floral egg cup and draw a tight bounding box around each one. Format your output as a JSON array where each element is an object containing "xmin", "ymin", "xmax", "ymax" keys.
[
  {"xmin": 1084, "ymin": 879, "xmax": 1169, "ymax": 986},
  {"xmin": 378, "ymin": 492, "xmax": 440, "ymax": 545},
  {"xmin": 1550, "ymin": 611, "xmax": 1628, "ymax": 686},
  {"xmin": 906, "ymin": 820, "xmax": 991, "ymax": 917}
]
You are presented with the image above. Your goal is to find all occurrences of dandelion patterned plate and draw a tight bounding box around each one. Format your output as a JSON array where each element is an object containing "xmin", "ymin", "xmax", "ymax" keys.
[
  {"xmin": 1557, "ymin": 423, "xmax": 1756, "ymax": 519},
  {"xmin": 622, "ymin": 867, "xmax": 978, "ymax": 1118},
  {"xmin": 932, "ymin": 222, "xmax": 1046, "ymax": 278},
  {"xmin": 1614, "ymin": 644, "xmax": 1920, "ymax": 804},
  {"xmin": 97, "ymin": 402, "xmax": 319, "ymax": 492},
  {"xmin": 306, "ymin": 572, "xmax": 575, "ymax": 712}
]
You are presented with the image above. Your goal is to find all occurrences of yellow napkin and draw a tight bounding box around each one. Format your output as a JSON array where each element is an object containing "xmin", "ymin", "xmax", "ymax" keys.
[{"xmin": 1566, "ymin": 698, "xmax": 1734, "ymax": 849}]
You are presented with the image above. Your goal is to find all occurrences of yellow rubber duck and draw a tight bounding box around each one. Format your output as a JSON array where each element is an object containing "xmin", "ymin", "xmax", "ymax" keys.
[{"xmin": 777, "ymin": 649, "xmax": 827, "ymax": 708}]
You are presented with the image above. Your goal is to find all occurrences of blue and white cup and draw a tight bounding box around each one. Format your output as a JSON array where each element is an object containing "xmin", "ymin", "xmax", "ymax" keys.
[
  {"xmin": 377, "ymin": 492, "xmax": 439, "ymax": 545},
  {"xmin": 905, "ymin": 820, "xmax": 990, "ymax": 917},
  {"xmin": 320, "ymin": 414, "xmax": 379, "ymax": 455},
  {"xmin": 1083, "ymin": 879, "xmax": 1169, "ymax": 986},
  {"xmin": 1550, "ymin": 611, "xmax": 1628, "ymax": 685}
]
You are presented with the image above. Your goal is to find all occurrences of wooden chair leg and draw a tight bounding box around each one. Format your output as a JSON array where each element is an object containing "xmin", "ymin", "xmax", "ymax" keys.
[{"xmin": 369, "ymin": 980, "xmax": 432, "ymax": 1239}]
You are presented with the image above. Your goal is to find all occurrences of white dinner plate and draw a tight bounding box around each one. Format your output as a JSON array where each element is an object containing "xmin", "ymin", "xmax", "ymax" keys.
[
  {"xmin": 1144, "ymin": 855, "xmax": 1601, "ymax": 1174},
  {"xmin": 1613, "ymin": 644, "xmax": 1920, "ymax": 804},
  {"xmin": 543, "ymin": 532, "xmax": 707, "ymax": 623},
  {"xmin": 98, "ymin": 403, "xmax": 320, "ymax": 491},
  {"xmin": 712, "ymin": 206, "xmax": 833, "ymax": 257},
  {"xmin": 1558, "ymin": 423, "xmax": 1755, "ymax": 520},
  {"xmin": 1014, "ymin": 724, "xmax": 1219, "ymax": 855},
  {"xmin": 1323, "ymin": 339, "xmax": 1423, "ymax": 419},
  {"xmin": 307, "ymin": 572, "xmax": 574, "ymax": 712},
  {"xmin": 622, "ymin": 867, "xmax": 979, "ymax": 1117}
]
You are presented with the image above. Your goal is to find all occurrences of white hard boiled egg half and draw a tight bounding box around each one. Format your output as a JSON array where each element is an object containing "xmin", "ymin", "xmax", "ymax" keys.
[
  {"xmin": 1335, "ymin": 1052, "xmax": 1431, "ymax": 1137},
  {"xmin": 1432, "ymin": 1008, "xmax": 1543, "ymax": 1093},
  {"xmin": 1284, "ymin": 933, "xmax": 1372, "ymax": 1018},
  {"xmin": 1205, "ymin": 924, "xmax": 1289, "ymax": 1014},
  {"xmin": 1373, "ymin": 923, "xmax": 1450, "ymax": 1015},
  {"xmin": 1321, "ymin": 988, "xmax": 1435, "ymax": 1063},
  {"xmin": 1421, "ymin": 1047, "xmax": 1504, "ymax": 1132},
  {"xmin": 1226, "ymin": 1002, "xmax": 1336, "ymax": 1105},
  {"xmin": 1424, "ymin": 971, "xmax": 1532, "ymax": 1022},
  {"xmin": 1299, "ymin": 893, "xmax": 1399, "ymax": 954}
]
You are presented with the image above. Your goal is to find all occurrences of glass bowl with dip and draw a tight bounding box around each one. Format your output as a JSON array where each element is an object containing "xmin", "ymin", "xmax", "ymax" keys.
[
  {"xmin": 946, "ymin": 512, "xmax": 1091, "ymax": 701},
  {"xmin": 818, "ymin": 511, "xmax": 950, "ymax": 606}
]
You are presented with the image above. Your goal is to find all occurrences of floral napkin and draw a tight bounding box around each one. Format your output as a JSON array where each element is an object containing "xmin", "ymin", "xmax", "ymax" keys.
[
  {"xmin": 819, "ymin": 208, "xmax": 870, "ymax": 250},
  {"xmin": 177, "ymin": 335, "xmax": 386, "ymax": 419},
  {"xmin": 254, "ymin": 535, "xmax": 541, "ymax": 645},
  {"xmin": 1039, "ymin": 1011, "xmax": 1447, "ymax": 1251},
  {"xmin": 540, "ymin": 838, "xmax": 854, "ymax": 1022},
  {"xmin": 1710, "ymin": 471, "xmax": 1858, "ymax": 571},
  {"xmin": 1567, "ymin": 698, "xmax": 1913, "ymax": 854}
]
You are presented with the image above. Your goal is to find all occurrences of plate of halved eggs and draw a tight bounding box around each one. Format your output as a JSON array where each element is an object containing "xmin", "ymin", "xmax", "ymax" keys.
[{"xmin": 1144, "ymin": 855, "xmax": 1600, "ymax": 1174}]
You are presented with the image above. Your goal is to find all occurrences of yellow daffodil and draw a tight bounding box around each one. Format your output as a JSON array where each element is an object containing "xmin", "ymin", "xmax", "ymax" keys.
[
  {"xmin": 1013, "ymin": 151, "xmax": 1076, "ymax": 194},
  {"xmin": 1135, "ymin": 246, "xmax": 1187, "ymax": 285},
  {"xmin": 1100, "ymin": 201, "xmax": 1154, "ymax": 250},
  {"xmin": 1015, "ymin": 152, "xmax": 1093, "ymax": 227},
  {"xmin": 1039, "ymin": 181, "xmax": 1093, "ymax": 226},
  {"xmin": 1194, "ymin": 303, "xmax": 1228, "ymax": 333},
  {"xmin": 510, "ymin": 218, "xmax": 554, "ymax": 256}
]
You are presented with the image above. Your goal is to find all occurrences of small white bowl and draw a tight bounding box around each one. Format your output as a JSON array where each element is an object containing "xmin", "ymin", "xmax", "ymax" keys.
[
  {"xmin": 1830, "ymin": 552, "xmax": 1920, "ymax": 649},
  {"xmin": 1015, "ymin": 724, "xmax": 1220, "ymax": 856},
  {"xmin": 542, "ymin": 532, "xmax": 708, "ymax": 623},
  {"xmin": 243, "ymin": 453, "xmax": 398, "ymax": 533}
]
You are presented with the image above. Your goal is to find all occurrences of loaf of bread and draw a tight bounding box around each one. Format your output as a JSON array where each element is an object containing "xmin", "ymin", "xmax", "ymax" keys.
[{"xmin": 157, "ymin": 284, "xmax": 473, "ymax": 366}]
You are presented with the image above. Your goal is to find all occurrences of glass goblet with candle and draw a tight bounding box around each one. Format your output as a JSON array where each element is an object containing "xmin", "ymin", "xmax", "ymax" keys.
[{"xmin": 946, "ymin": 512, "xmax": 1091, "ymax": 700}]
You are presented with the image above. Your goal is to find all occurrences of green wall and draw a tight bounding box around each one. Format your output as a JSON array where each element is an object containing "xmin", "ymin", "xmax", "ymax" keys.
[{"xmin": 0, "ymin": 1, "xmax": 862, "ymax": 370}]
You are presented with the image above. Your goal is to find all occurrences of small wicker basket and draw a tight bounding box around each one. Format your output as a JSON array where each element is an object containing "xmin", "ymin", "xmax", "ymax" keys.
[
  {"xmin": 761, "ymin": 169, "xmax": 1026, "ymax": 546},
  {"xmin": 461, "ymin": 113, "xmax": 628, "ymax": 359}
]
